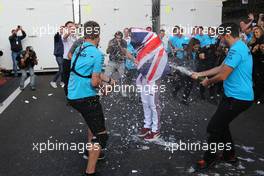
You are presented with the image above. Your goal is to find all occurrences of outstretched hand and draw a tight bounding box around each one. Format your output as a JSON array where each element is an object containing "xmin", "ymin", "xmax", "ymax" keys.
[
  {"xmin": 200, "ymin": 77, "xmax": 210, "ymax": 87},
  {"xmin": 191, "ymin": 72, "xmax": 200, "ymax": 80}
]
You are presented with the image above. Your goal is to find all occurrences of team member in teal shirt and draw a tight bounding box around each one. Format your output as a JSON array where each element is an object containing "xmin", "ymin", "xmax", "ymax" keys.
[
  {"xmin": 168, "ymin": 26, "xmax": 190, "ymax": 62},
  {"xmin": 68, "ymin": 21, "xmax": 115, "ymax": 176},
  {"xmin": 192, "ymin": 23, "xmax": 254, "ymax": 171}
]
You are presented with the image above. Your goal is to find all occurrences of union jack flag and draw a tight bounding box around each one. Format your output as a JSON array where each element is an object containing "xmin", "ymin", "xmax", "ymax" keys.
[{"xmin": 130, "ymin": 28, "xmax": 169, "ymax": 83}]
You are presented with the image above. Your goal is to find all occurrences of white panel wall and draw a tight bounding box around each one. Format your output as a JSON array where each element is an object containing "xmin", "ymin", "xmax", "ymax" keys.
[
  {"xmin": 0, "ymin": 0, "xmax": 222, "ymax": 71},
  {"xmin": 160, "ymin": 0, "xmax": 223, "ymax": 36},
  {"xmin": 80, "ymin": 0, "xmax": 152, "ymax": 55},
  {"xmin": 0, "ymin": 0, "xmax": 73, "ymax": 70}
]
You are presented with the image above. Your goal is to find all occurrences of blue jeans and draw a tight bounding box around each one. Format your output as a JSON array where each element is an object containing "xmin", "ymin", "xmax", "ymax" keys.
[
  {"xmin": 11, "ymin": 51, "xmax": 20, "ymax": 76},
  {"xmin": 20, "ymin": 67, "xmax": 36, "ymax": 88},
  {"xmin": 52, "ymin": 56, "xmax": 63, "ymax": 82}
]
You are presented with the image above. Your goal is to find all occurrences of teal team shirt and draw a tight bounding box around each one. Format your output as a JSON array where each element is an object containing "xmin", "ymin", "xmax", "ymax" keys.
[
  {"xmin": 194, "ymin": 34, "xmax": 216, "ymax": 48},
  {"xmin": 169, "ymin": 35, "xmax": 190, "ymax": 59},
  {"xmin": 67, "ymin": 41, "xmax": 103, "ymax": 100},
  {"xmin": 223, "ymin": 39, "xmax": 254, "ymax": 101},
  {"xmin": 125, "ymin": 42, "xmax": 136, "ymax": 70}
]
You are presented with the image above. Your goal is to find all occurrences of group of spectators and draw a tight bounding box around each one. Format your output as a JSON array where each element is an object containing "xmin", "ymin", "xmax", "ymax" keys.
[
  {"xmin": 156, "ymin": 12, "xmax": 264, "ymax": 104},
  {"xmin": 2, "ymin": 12, "xmax": 262, "ymax": 175},
  {"xmin": 52, "ymin": 12, "xmax": 264, "ymax": 105},
  {"xmin": 7, "ymin": 26, "xmax": 38, "ymax": 90}
]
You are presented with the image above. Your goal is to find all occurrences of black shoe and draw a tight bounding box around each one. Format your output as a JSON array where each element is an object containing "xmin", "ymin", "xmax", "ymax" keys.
[
  {"xmin": 83, "ymin": 150, "xmax": 106, "ymax": 160},
  {"xmin": 193, "ymin": 159, "xmax": 217, "ymax": 172}
]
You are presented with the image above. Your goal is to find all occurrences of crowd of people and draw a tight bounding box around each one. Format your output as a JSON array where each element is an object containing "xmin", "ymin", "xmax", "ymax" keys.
[{"xmin": 1, "ymin": 11, "xmax": 263, "ymax": 175}]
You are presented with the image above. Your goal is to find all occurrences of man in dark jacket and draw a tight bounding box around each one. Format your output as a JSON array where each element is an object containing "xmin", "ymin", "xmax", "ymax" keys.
[
  {"xmin": 9, "ymin": 26, "xmax": 26, "ymax": 76},
  {"xmin": 105, "ymin": 31, "xmax": 128, "ymax": 97},
  {"xmin": 50, "ymin": 26, "xmax": 65, "ymax": 88},
  {"xmin": 17, "ymin": 46, "xmax": 38, "ymax": 90},
  {"xmin": 196, "ymin": 44, "xmax": 218, "ymax": 102}
]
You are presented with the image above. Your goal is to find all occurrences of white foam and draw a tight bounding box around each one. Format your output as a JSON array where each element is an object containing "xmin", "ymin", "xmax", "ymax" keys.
[
  {"xmin": 255, "ymin": 170, "xmax": 264, "ymax": 175},
  {"xmin": 237, "ymin": 157, "xmax": 255, "ymax": 162}
]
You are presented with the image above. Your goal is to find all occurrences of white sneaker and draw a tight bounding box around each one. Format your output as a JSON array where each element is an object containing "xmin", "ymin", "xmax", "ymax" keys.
[
  {"xmin": 60, "ymin": 82, "xmax": 65, "ymax": 88},
  {"xmin": 50, "ymin": 81, "xmax": 57, "ymax": 88}
]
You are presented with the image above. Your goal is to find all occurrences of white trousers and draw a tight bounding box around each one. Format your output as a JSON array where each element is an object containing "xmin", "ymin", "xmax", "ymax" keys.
[{"xmin": 136, "ymin": 74, "xmax": 161, "ymax": 133}]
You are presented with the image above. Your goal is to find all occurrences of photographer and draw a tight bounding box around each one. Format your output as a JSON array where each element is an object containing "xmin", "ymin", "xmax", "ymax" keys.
[
  {"xmin": 105, "ymin": 31, "xmax": 128, "ymax": 97},
  {"xmin": 9, "ymin": 25, "xmax": 26, "ymax": 77},
  {"xmin": 17, "ymin": 46, "xmax": 38, "ymax": 90}
]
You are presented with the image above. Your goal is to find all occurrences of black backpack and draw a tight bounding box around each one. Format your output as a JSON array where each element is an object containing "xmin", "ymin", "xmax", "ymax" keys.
[{"xmin": 70, "ymin": 44, "xmax": 95, "ymax": 79}]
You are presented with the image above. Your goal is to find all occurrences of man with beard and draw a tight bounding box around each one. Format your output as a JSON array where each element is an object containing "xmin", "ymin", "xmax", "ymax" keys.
[{"xmin": 192, "ymin": 23, "xmax": 254, "ymax": 171}]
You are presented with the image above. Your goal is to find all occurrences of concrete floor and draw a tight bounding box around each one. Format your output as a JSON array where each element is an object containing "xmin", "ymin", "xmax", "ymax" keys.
[{"xmin": 0, "ymin": 75, "xmax": 263, "ymax": 176}]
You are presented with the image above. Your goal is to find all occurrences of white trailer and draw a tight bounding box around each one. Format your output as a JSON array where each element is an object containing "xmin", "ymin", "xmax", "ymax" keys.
[
  {"xmin": 0, "ymin": 0, "xmax": 223, "ymax": 71},
  {"xmin": 79, "ymin": 0, "xmax": 152, "ymax": 63},
  {"xmin": 0, "ymin": 0, "xmax": 73, "ymax": 71},
  {"xmin": 160, "ymin": 0, "xmax": 223, "ymax": 35}
]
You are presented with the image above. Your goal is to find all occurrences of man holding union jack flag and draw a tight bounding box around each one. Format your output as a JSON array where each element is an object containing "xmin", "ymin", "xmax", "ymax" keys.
[{"xmin": 127, "ymin": 28, "xmax": 169, "ymax": 141}]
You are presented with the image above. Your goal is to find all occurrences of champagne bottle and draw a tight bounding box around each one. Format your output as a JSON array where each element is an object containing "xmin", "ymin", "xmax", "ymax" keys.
[{"xmin": 197, "ymin": 76, "xmax": 207, "ymax": 82}]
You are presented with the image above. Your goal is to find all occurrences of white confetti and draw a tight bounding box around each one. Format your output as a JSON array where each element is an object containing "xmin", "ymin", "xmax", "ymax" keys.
[
  {"xmin": 259, "ymin": 158, "xmax": 264, "ymax": 162},
  {"xmin": 187, "ymin": 166, "xmax": 195, "ymax": 173},
  {"xmin": 237, "ymin": 162, "xmax": 245, "ymax": 170},
  {"xmin": 255, "ymin": 170, "xmax": 264, "ymax": 175},
  {"xmin": 32, "ymin": 96, "xmax": 37, "ymax": 100},
  {"xmin": 237, "ymin": 157, "xmax": 255, "ymax": 162},
  {"xmin": 141, "ymin": 146, "xmax": 150, "ymax": 150},
  {"xmin": 48, "ymin": 93, "xmax": 53, "ymax": 96},
  {"xmin": 24, "ymin": 100, "xmax": 29, "ymax": 104},
  {"xmin": 131, "ymin": 170, "xmax": 138, "ymax": 173}
]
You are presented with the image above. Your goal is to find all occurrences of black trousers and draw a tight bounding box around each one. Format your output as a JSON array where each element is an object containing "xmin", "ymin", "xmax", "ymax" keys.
[
  {"xmin": 253, "ymin": 62, "xmax": 264, "ymax": 101},
  {"xmin": 62, "ymin": 59, "xmax": 71, "ymax": 96},
  {"xmin": 68, "ymin": 96, "xmax": 106, "ymax": 136},
  {"xmin": 204, "ymin": 95, "xmax": 253, "ymax": 161}
]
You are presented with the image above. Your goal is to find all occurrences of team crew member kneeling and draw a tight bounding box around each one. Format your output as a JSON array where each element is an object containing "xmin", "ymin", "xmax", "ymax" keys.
[
  {"xmin": 192, "ymin": 23, "xmax": 254, "ymax": 171},
  {"xmin": 67, "ymin": 21, "xmax": 115, "ymax": 176}
]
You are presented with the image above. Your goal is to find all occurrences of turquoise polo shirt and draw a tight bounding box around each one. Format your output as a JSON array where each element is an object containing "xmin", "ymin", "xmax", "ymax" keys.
[
  {"xmin": 224, "ymin": 40, "xmax": 254, "ymax": 101},
  {"xmin": 67, "ymin": 41, "xmax": 103, "ymax": 100}
]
